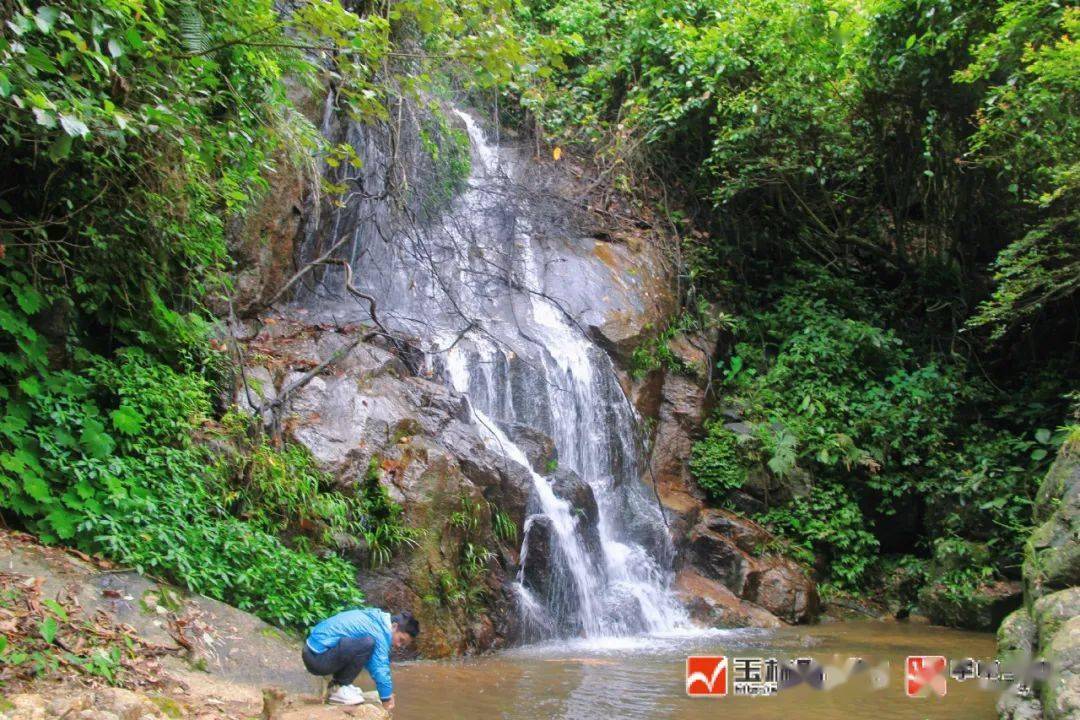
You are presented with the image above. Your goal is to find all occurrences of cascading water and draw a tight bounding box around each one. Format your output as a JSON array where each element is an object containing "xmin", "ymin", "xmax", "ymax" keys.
[{"xmin": 303, "ymin": 102, "xmax": 686, "ymax": 640}]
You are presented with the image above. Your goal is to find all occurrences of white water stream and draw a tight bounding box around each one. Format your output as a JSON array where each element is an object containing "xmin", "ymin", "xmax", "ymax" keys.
[{"xmin": 307, "ymin": 103, "xmax": 687, "ymax": 640}]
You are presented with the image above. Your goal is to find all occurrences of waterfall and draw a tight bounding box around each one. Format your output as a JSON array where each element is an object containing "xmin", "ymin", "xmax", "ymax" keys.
[{"xmin": 303, "ymin": 104, "xmax": 686, "ymax": 639}]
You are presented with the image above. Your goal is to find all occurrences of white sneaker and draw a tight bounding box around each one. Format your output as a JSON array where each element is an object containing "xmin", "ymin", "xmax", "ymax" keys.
[{"xmin": 327, "ymin": 684, "xmax": 366, "ymax": 705}]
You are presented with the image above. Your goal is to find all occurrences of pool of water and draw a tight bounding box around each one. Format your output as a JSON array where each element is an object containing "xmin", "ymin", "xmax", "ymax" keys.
[{"xmin": 392, "ymin": 620, "xmax": 1001, "ymax": 720}]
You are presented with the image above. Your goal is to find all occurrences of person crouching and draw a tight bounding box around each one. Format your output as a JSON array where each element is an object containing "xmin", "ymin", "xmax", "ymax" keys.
[{"xmin": 302, "ymin": 607, "xmax": 419, "ymax": 709}]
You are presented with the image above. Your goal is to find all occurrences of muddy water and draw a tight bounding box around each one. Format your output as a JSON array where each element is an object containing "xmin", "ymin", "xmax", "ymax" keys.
[{"xmin": 392, "ymin": 621, "xmax": 1001, "ymax": 720}]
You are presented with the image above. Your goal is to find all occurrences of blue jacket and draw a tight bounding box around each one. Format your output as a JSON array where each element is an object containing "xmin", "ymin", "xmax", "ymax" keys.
[{"xmin": 306, "ymin": 608, "xmax": 394, "ymax": 700}]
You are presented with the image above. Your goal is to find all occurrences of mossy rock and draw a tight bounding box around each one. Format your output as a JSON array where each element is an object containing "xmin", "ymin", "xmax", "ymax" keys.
[
  {"xmin": 1032, "ymin": 587, "xmax": 1080, "ymax": 651},
  {"xmin": 917, "ymin": 580, "xmax": 1022, "ymax": 631},
  {"xmin": 998, "ymin": 608, "xmax": 1038, "ymax": 662},
  {"xmin": 148, "ymin": 694, "xmax": 186, "ymax": 719},
  {"xmin": 1024, "ymin": 448, "xmax": 1080, "ymax": 602},
  {"xmin": 1040, "ymin": 615, "xmax": 1080, "ymax": 720}
]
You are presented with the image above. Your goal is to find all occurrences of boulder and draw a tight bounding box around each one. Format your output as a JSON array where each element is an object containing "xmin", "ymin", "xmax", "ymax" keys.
[
  {"xmin": 687, "ymin": 520, "xmax": 755, "ymax": 595},
  {"xmin": 744, "ymin": 559, "xmax": 820, "ymax": 625},
  {"xmin": 1032, "ymin": 588, "xmax": 1080, "ymax": 651},
  {"xmin": 1024, "ymin": 450, "xmax": 1080, "ymax": 600},
  {"xmin": 998, "ymin": 608, "xmax": 1038, "ymax": 662},
  {"xmin": 685, "ymin": 508, "xmax": 818, "ymax": 624},
  {"xmin": 520, "ymin": 515, "xmax": 556, "ymax": 600},
  {"xmin": 674, "ymin": 569, "xmax": 782, "ymax": 629},
  {"xmin": 1041, "ymin": 616, "xmax": 1080, "ymax": 720},
  {"xmin": 917, "ymin": 580, "xmax": 1023, "ymax": 631},
  {"xmin": 995, "ymin": 442, "xmax": 1080, "ymax": 720}
]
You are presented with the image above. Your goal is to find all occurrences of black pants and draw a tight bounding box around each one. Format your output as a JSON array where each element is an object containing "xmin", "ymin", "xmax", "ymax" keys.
[{"xmin": 302, "ymin": 636, "xmax": 375, "ymax": 686}]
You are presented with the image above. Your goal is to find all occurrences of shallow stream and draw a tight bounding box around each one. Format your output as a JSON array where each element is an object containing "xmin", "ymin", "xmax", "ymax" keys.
[{"xmin": 392, "ymin": 620, "xmax": 999, "ymax": 720}]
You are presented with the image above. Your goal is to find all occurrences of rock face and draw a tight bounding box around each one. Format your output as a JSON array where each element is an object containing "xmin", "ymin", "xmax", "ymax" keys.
[
  {"xmin": 686, "ymin": 509, "xmax": 819, "ymax": 624},
  {"xmin": 996, "ymin": 444, "xmax": 1080, "ymax": 720},
  {"xmin": 550, "ymin": 467, "xmax": 603, "ymax": 561},
  {"xmin": 237, "ymin": 320, "xmax": 539, "ymax": 657},
  {"xmin": 641, "ymin": 373, "xmax": 708, "ymax": 544}
]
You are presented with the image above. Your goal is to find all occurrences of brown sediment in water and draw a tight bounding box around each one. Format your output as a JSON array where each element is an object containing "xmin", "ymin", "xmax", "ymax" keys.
[{"xmin": 390, "ymin": 621, "xmax": 1000, "ymax": 720}]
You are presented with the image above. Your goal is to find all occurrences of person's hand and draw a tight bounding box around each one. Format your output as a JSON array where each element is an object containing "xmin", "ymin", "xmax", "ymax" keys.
[{"xmin": 383, "ymin": 695, "xmax": 396, "ymax": 711}]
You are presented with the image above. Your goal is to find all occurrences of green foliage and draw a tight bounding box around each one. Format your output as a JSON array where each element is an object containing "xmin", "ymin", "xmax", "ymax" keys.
[
  {"xmin": 961, "ymin": 5, "xmax": 1079, "ymax": 339},
  {"xmin": 690, "ymin": 268, "xmax": 1060, "ymax": 588},
  {"xmin": 356, "ymin": 458, "xmax": 422, "ymax": 567},
  {"xmin": 689, "ymin": 424, "xmax": 750, "ymax": 502},
  {"xmin": 430, "ymin": 493, "xmax": 504, "ymax": 614},
  {"xmin": 760, "ymin": 480, "xmax": 880, "ymax": 589},
  {"xmin": 418, "ymin": 107, "xmax": 473, "ymax": 210}
]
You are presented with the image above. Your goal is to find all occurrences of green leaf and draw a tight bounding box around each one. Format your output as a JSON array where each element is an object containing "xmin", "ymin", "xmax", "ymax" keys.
[
  {"xmin": 48, "ymin": 133, "xmax": 73, "ymax": 161},
  {"xmin": 905, "ymin": 34, "xmax": 917, "ymax": 49},
  {"xmin": 1031, "ymin": 448, "xmax": 1048, "ymax": 461},
  {"xmin": 80, "ymin": 421, "xmax": 115, "ymax": 459},
  {"xmin": 39, "ymin": 616, "xmax": 58, "ymax": 644},
  {"xmin": 42, "ymin": 599, "xmax": 68, "ymax": 620},
  {"xmin": 18, "ymin": 376, "xmax": 40, "ymax": 396},
  {"xmin": 59, "ymin": 114, "xmax": 90, "ymax": 138},
  {"xmin": 23, "ymin": 474, "xmax": 52, "ymax": 502},
  {"xmin": 110, "ymin": 405, "xmax": 144, "ymax": 435},
  {"xmin": 1035, "ymin": 428, "xmax": 1051, "ymax": 444},
  {"xmin": 12, "ymin": 284, "xmax": 44, "ymax": 314},
  {"xmin": 34, "ymin": 6, "xmax": 59, "ymax": 33},
  {"xmin": 46, "ymin": 509, "xmax": 79, "ymax": 540},
  {"xmin": 24, "ymin": 45, "xmax": 58, "ymax": 73}
]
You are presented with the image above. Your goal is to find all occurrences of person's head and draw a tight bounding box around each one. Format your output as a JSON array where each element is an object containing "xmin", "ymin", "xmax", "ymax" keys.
[{"xmin": 391, "ymin": 611, "xmax": 419, "ymax": 649}]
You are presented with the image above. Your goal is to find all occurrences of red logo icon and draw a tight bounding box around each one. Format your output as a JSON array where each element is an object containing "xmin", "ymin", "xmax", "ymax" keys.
[
  {"xmin": 906, "ymin": 656, "xmax": 948, "ymax": 697},
  {"xmin": 686, "ymin": 656, "xmax": 728, "ymax": 696}
]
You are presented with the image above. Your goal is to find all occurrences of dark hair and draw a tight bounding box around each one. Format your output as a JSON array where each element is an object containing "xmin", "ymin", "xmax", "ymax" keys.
[{"xmin": 391, "ymin": 611, "xmax": 420, "ymax": 638}]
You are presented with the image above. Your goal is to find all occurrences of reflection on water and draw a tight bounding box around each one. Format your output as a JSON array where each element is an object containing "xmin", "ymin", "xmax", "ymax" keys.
[{"xmin": 392, "ymin": 621, "xmax": 999, "ymax": 720}]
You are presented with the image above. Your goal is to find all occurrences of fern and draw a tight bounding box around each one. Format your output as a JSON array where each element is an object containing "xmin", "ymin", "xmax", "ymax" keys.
[{"xmin": 178, "ymin": 1, "xmax": 209, "ymax": 55}]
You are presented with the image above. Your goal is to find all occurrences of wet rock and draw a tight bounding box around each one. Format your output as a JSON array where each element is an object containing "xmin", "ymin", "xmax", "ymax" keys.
[
  {"xmin": 674, "ymin": 569, "xmax": 782, "ymax": 629},
  {"xmin": 687, "ymin": 521, "xmax": 755, "ymax": 596},
  {"xmin": 700, "ymin": 509, "xmax": 772, "ymax": 554},
  {"xmin": 917, "ymin": 580, "xmax": 1022, "ymax": 631},
  {"xmin": 501, "ymin": 421, "xmax": 558, "ymax": 474},
  {"xmin": 744, "ymin": 559, "xmax": 819, "ymax": 625},
  {"xmin": 685, "ymin": 509, "xmax": 818, "ymax": 624},
  {"xmin": 550, "ymin": 468, "xmax": 603, "ymax": 561},
  {"xmin": 520, "ymin": 515, "xmax": 555, "ymax": 601}
]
